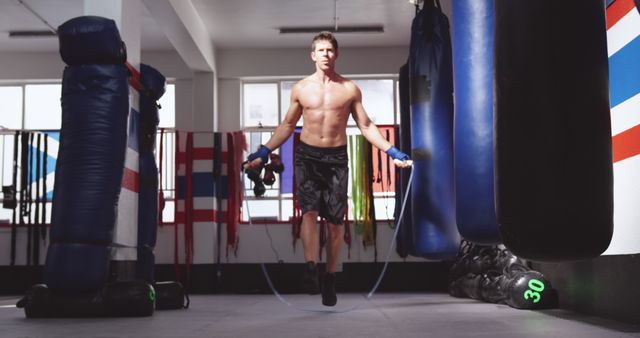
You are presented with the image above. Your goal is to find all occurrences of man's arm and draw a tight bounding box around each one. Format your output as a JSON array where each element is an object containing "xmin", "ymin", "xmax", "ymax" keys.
[
  {"xmin": 350, "ymin": 85, "xmax": 412, "ymax": 168},
  {"xmin": 246, "ymin": 84, "xmax": 303, "ymax": 169}
]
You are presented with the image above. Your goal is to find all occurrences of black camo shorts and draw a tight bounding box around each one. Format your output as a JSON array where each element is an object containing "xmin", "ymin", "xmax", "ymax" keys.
[{"xmin": 294, "ymin": 141, "xmax": 349, "ymax": 225}]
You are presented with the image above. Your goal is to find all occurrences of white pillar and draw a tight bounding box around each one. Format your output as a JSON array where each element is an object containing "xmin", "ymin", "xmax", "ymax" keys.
[{"xmin": 193, "ymin": 71, "xmax": 215, "ymax": 132}]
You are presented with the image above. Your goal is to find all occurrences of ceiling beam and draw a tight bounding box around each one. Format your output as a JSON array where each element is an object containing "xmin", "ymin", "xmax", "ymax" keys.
[{"xmin": 142, "ymin": 0, "xmax": 215, "ymax": 72}]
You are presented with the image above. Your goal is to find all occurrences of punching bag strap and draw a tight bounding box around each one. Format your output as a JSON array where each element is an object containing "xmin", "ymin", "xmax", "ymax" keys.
[
  {"xmin": 10, "ymin": 131, "xmax": 19, "ymax": 266},
  {"xmin": 33, "ymin": 133, "xmax": 41, "ymax": 266},
  {"xmin": 385, "ymin": 129, "xmax": 392, "ymax": 190},
  {"xmin": 41, "ymin": 133, "xmax": 47, "ymax": 241},
  {"xmin": 184, "ymin": 132, "xmax": 194, "ymax": 283},
  {"xmin": 158, "ymin": 128, "xmax": 165, "ymax": 225},
  {"xmin": 20, "ymin": 132, "xmax": 30, "ymax": 265},
  {"xmin": 173, "ymin": 131, "xmax": 181, "ymax": 282}
]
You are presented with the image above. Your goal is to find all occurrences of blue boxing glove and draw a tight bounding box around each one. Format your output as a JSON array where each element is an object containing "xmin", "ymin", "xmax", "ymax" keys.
[
  {"xmin": 386, "ymin": 146, "xmax": 410, "ymax": 161},
  {"xmin": 248, "ymin": 144, "xmax": 272, "ymax": 164}
]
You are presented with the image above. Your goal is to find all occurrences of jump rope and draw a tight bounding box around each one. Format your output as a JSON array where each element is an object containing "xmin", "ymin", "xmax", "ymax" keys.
[{"xmin": 242, "ymin": 163, "xmax": 414, "ymax": 313}]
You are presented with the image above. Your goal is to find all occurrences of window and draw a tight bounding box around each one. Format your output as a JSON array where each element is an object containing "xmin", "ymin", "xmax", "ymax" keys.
[
  {"xmin": 241, "ymin": 77, "xmax": 399, "ymax": 222},
  {"xmin": 0, "ymin": 86, "xmax": 23, "ymax": 129},
  {"xmin": 243, "ymin": 83, "xmax": 279, "ymax": 128},
  {"xmin": 25, "ymin": 84, "xmax": 62, "ymax": 130},
  {"xmin": 158, "ymin": 83, "xmax": 176, "ymax": 129},
  {"xmin": 0, "ymin": 83, "xmax": 176, "ymax": 225}
]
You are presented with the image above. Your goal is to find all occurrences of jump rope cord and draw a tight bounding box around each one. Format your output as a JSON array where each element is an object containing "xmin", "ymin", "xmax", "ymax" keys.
[{"xmin": 243, "ymin": 166, "xmax": 414, "ymax": 313}]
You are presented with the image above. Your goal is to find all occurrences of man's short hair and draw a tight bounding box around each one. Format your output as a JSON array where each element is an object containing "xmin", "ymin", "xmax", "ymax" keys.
[{"xmin": 311, "ymin": 31, "xmax": 338, "ymax": 52}]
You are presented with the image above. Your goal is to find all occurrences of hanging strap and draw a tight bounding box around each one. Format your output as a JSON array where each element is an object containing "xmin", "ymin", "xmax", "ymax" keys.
[
  {"xmin": 173, "ymin": 131, "xmax": 181, "ymax": 282},
  {"xmin": 21, "ymin": 132, "xmax": 30, "ymax": 265},
  {"xmin": 158, "ymin": 128, "xmax": 165, "ymax": 225},
  {"xmin": 33, "ymin": 133, "xmax": 41, "ymax": 266},
  {"xmin": 184, "ymin": 132, "xmax": 194, "ymax": 284},
  {"xmin": 10, "ymin": 131, "xmax": 19, "ymax": 266},
  {"xmin": 290, "ymin": 132, "xmax": 302, "ymax": 251},
  {"xmin": 41, "ymin": 133, "xmax": 48, "ymax": 241},
  {"xmin": 213, "ymin": 132, "xmax": 222, "ymax": 280},
  {"xmin": 385, "ymin": 129, "xmax": 392, "ymax": 190}
]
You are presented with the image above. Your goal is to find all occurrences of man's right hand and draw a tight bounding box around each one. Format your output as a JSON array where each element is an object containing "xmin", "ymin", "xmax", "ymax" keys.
[
  {"xmin": 386, "ymin": 146, "xmax": 413, "ymax": 168},
  {"xmin": 245, "ymin": 144, "xmax": 271, "ymax": 170}
]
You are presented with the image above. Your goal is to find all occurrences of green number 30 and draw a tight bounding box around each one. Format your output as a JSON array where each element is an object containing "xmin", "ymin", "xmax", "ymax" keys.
[{"xmin": 523, "ymin": 278, "xmax": 545, "ymax": 303}]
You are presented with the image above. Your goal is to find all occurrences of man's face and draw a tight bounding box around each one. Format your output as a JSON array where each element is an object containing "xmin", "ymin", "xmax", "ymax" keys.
[{"xmin": 311, "ymin": 40, "xmax": 338, "ymax": 71}]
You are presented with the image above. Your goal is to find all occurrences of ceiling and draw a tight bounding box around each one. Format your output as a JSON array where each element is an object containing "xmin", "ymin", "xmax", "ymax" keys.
[{"xmin": 0, "ymin": 0, "xmax": 452, "ymax": 53}]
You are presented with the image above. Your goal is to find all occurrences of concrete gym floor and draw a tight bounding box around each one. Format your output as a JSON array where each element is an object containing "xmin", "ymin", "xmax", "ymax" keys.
[{"xmin": 1, "ymin": 293, "xmax": 639, "ymax": 338}]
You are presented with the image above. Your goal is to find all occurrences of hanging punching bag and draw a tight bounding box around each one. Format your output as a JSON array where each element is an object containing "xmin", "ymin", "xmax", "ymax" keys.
[
  {"xmin": 494, "ymin": 0, "xmax": 613, "ymax": 261},
  {"xmin": 451, "ymin": 0, "xmax": 500, "ymax": 244},
  {"xmin": 409, "ymin": 2, "xmax": 459, "ymax": 259},
  {"xmin": 136, "ymin": 63, "xmax": 166, "ymax": 283}
]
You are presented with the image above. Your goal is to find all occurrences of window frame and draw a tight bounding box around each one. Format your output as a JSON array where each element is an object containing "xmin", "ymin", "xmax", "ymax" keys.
[{"xmin": 240, "ymin": 75, "xmax": 400, "ymax": 223}]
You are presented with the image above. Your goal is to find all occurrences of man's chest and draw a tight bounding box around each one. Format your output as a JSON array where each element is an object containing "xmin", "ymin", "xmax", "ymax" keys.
[{"xmin": 299, "ymin": 85, "xmax": 353, "ymax": 110}]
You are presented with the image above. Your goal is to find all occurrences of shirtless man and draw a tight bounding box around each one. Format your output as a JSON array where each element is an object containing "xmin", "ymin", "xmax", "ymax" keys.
[{"xmin": 245, "ymin": 31, "xmax": 412, "ymax": 306}]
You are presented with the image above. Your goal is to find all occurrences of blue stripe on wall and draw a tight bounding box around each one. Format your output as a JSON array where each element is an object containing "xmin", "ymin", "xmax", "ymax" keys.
[
  {"xmin": 609, "ymin": 34, "xmax": 640, "ymax": 107},
  {"xmin": 177, "ymin": 173, "xmax": 228, "ymax": 199}
]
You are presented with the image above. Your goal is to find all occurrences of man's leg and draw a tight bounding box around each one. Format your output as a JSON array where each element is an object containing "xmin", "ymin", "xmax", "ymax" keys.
[
  {"xmin": 325, "ymin": 223, "xmax": 344, "ymax": 273},
  {"xmin": 300, "ymin": 211, "xmax": 320, "ymax": 294},
  {"xmin": 301, "ymin": 211, "xmax": 319, "ymax": 263},
  {"xmin": 322, "ymin": 222, "xmax": 343, "ymax": 306}
]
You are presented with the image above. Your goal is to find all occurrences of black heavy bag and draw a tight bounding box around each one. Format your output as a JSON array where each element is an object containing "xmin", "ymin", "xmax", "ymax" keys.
[
  {"xmin": 58, "ymin": 16, "xmax": 126, "ymax": 66},
  {"xmin": 494, "ymin": 0, "xmax": 613, "ymax": 261},
  {"xmin": 45, "ymin": 64, "xmax": 129, "ymax": 293},
  {"xmin": 137, "ymin": 63, "xmax": 166, "ymax": 283},
  {"xmin": 409, "ymin": 2, "xmax": 459, "ymax": 259}
]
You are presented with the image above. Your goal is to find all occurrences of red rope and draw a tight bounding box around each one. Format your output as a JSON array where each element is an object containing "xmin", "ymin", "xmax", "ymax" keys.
[
  {"xmin": 173, "ymin": 131, "xmax": 181, "ymax": 282},
  {"xmin": 184, "ymin": 132, "xmax": 194, "ymax": 283},
  {"xmin": 158, "ymin": 128, "xmax": 165, "ymax": 226}
]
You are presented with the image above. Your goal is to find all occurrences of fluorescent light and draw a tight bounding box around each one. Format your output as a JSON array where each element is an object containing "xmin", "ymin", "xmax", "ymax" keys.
[
  {"xmin": 279, "ymin": 26, "xmax": 384, "ymax": 34},
  {"xmin": 8, "ymin": 30, "xmax": 57, "ymax": 38}
]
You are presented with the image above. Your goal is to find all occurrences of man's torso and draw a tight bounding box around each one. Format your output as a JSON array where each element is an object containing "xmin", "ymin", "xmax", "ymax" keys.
[{"xmin": 296, "ymin": 75, "xmax": 355, "ymax": 148}]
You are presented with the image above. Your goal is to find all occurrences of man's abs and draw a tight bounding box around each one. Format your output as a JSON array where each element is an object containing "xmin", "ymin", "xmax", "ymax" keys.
[{"xmin": 299, "ymin": 112, "xmax": 349, "ymax": 148}]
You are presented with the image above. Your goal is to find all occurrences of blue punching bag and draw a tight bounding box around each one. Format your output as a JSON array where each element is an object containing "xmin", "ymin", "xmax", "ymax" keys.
[
  {"xmin": 44, "ymin": 17, "xmax": 129, "ymax": 294},
  {"xmin": 409, "ymin": 2, "xmax": 459, "ymax": 259},
  {"xmin": 451, "ymin": 0, "xmax": 500, "ymax": 244},
  {"xmin": 136, "ymin": 63, "xmax": 166, "ymax": 283},
  {"xmin": 494, "ymin": 0, "xmax": 613, "ymax": 261}
]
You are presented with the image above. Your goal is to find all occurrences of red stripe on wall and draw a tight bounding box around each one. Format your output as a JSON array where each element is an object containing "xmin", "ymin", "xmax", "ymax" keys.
[
  {"xmin": 613, "ymin": 124, "xmax": 640, "ymax": 162},
  {"xmin": 122, "ymin": 167, "xmax": 139, "ymax": 192},
  {"xmin": 175, "ymin": 210, "xmax": 228, "ymax": 223},
  {"xmin": 607, "ymin": 0, "xmax": 636, "ymax": 30},
  {"xmin": 126, "ymin": 62, "xmax": 141, "ymax": 92}
]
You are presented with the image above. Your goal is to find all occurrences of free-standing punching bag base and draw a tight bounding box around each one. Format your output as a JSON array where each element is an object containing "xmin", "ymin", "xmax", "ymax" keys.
[
  {"xmin": 494, "ymin": 0, "xmax": 613, "ymax": 261},
  {"xmin": 16, "ymin": 281, "xmax": 155, "ymax": 318}
]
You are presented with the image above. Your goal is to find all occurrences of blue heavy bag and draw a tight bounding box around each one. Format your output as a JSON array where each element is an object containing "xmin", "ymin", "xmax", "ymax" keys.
[
  {"xmin": 58, "ymin": 16, "xmax": 126, "ymax": 66},
  {"xmin": 46, "ymin": 64, "xmax": 129, "ymax": 293},
  {"xmin": 494, "ymin": 0, "xmax": 613, "ymax": 261},
  {"xmin": 137, "ymin": 63, "xmax": 166, "ymax": 282},
  {"xmin": 451, "ymin": 0, "xmax": 501, "ymax": 244},
  {"xmin": 409, "ymin": 2, "xmax": 459, "ymax": 259}
]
